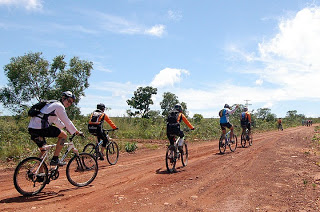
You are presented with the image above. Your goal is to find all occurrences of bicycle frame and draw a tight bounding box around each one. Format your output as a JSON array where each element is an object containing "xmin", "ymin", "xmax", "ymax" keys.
[{"xmin": 35, "ymin": 137, "xmax": 79, "ymax": 176}]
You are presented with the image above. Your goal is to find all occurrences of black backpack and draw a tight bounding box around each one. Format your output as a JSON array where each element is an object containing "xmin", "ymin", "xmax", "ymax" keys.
[
  {"xmin": 167, "ymin": 110, "xmax": 179, "ymax": 124},
  {"xmin": 28, "ymin": 100, "xmax": 57, "ymax": 117}
]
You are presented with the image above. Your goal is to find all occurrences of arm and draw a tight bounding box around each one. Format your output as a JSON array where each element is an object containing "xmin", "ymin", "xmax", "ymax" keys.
[
  {"xmin": 55, "ymin": 104, "xmax": 78, "ymax": 135},
  {"xmin": 180, "ymin": 113, "xmax": 194, "ymax": 129},
  {"xmin": 104, "ymin": 113, "xmax": 117, "ymax": 129}
]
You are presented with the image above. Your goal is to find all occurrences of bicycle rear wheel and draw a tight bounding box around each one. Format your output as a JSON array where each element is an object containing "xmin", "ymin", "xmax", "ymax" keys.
[
  {"xmin": 106, "ymin": 141, "xmax": 119, "ymax": 165},
  {"xmin": 83, "ymin": 143, "xmax": 98, "ymax": 160},
  {"xmin": 166, "ymin": 147, "xmax": 176, "ymax": 173},
  {"xmin": 229, "ymin": 134, "xmax": 237, "ymax": 152},
  {"xmin": 241, "ymin": 133, "xmax": 247, "ymax": 148},
  {"xmin": 219, "ymin": 136, "xmax": 226, "ymax": 154},
  {"xmin": 13, "ymin": 157, "xmax": 48, "ymax": 196},
  {"xmin": 181, "ymin": 143, "xmax": 188, "ymax": 167},
  {"xmin": 66, "ymin": 153, "xmax": 98, "ymax": 187}
]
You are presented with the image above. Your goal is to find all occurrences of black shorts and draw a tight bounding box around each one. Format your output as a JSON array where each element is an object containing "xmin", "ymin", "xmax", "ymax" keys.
[
  {"xmin": 28, "ymin": 126, "xmax": 61, "ymax": 148},
  {"xmin": 220, "ymin": 122, "xmax": 232, "ymax": 131}
]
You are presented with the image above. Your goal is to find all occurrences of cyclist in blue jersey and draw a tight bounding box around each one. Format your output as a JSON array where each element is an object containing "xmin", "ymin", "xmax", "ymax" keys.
[{"xmin": 219, "ymin": 104, "xmax": 239, "ymax": 143}]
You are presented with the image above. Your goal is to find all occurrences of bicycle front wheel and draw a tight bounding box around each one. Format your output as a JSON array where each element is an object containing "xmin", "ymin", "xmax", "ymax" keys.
[
  {"xmin": 229, "ymin": 134, "xmax": 237, "ymax": 152},
  {"xmin": 66, "ymin": 153, "xmax": 98, "ymax": 187},
  {"xmin": 248, "ymin": 133, "xmax": 253, "ymax": 146},
  {"xmin": 83, "ymin": 143, "xmax": 98, "ymax": 160},
  {"xmin": 13, "ymin": 157, "xmax": 48, "ymax": 196},
  {"xmin": 106, "ymin": 141, "xmax": 119, "ymax": 165},
  {"xmin": 166, "ymin": 147, "xmax": 176, "ymax": 173},
  {"xmin": 241, "ymin": 133, "xmax": 247, "ymax": 148},
  {"xmin": 219, "ymin": 136, "xmax": 226, "ymax": 154},
  {"xmin": 181, "ymin": 143, "xmax": 188, "ymax": 167}
]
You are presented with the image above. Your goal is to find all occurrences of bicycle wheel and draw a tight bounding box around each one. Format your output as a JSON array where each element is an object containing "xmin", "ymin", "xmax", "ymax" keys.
[
  {"xmin": 66, "ymin": 153, "xmax": 98, "ymax": 187},
  {"xmin": 241, "ymin": 133, "xmax": 247, "ymax": 148},
  {"xmin": 106, "ymin": 141, "xmax": 119, "ymax": 165},
  {"xmin": 219, "ymin": 136, "xmax": 226, "ymax": 154},
  {"xmin": 248, "ymin": 133, "xmax": 253, "ymax": 146},
  {"xmin": 83, "ymin": 143, "xmax": 98, "ymax": 160},
  {"xmin": 13, "ymin": 157, "xmax": 48, "ymax": 196},
  {"xmin": 165, "ymin": 147, "xmax": 176, "ymax": 173},
  {"xmin": 229, "ymin": 134, "xmax": 237, "ymax": 152},
  {"xmin": 181, "ymin": 143, "xmax": 188, "ymax": 167}
]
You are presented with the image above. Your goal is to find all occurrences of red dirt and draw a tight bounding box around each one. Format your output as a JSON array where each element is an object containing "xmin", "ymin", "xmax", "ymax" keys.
[{"xmin": 1, "ymin": 125, "xmax": 320, "ymax": 212}]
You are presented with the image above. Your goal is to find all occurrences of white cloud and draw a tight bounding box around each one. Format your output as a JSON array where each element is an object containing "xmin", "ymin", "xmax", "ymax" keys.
[
  {"xmin": 255, "ymin": 79, "xmax": 263, "ymax": 85},
  {"xmin": 150, "ymin": 68, "xmax": 190, "ymax": 88},
  {"xmin": 167, "ymin": 10, "xmax": 182, "ymax": 21},
  {"xmin": 0, "ymin": 0, "xmax": 43, "ymax": 11},
  {"xmin": 85, "ymin": 10, "xmax": 166, "ymax": 37},
  {"xmin": 144, "ymin": 24, "xmax": 166, "ymax": 37}
]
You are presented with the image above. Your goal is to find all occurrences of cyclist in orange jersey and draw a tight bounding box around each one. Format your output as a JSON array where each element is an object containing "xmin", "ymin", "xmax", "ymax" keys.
[
  {"xmin": 166, "ymin": 104, "xmax": 194, "ymax": 153},
  {"xmin": 240, "ymin": 107, "xmax": 252, "ymax": 136}
]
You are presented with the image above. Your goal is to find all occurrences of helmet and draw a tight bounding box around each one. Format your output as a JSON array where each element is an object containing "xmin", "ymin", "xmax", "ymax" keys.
[
  {"xmin": 224, "ymin": 104, "xmax": 230, "ymax": 109},
  {"xmin": 174, "ymin": 104, "xmax": 182, "ymax": 112},
  {"xmin": 243, "ymin": 107, "xmax": 248, "ymax": 112},
  {"xmin": 97, "ymin": 103, "xmax": 105, "ymax": 111},
  {"xmin": 62, "ymin": 91, "xmax": 75, "ymax": 101}
]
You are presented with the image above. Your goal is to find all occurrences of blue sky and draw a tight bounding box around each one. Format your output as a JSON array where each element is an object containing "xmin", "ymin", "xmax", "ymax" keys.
[{"xmin": 1, "ymin": 0, "xmax": 320, "ymax": 118}]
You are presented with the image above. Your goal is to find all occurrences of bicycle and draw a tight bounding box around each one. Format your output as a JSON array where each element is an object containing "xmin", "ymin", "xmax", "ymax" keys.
[
  {"xmin": 13, "ymin": 134, "xmax": 98, "ymax": 196},
  {"xmin": 241, "ymin": 128, "xmax": 252, "ymax": 148},
  {"xmin": 165, "ymin": 128, "xmax": 189, "ymax": 173},
  {"xmin": 83, "ymin": 129, "xmax": 119, "ymax": 165},
  {"xmin": 219, "ymin": 129, "xmax": 237, "ymax": 154}
]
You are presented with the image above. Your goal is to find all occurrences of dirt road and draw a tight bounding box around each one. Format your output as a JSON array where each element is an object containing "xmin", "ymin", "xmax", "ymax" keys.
[{"xmin": 1, "ymin": 126, "xmax": 320, "ymax": 212}]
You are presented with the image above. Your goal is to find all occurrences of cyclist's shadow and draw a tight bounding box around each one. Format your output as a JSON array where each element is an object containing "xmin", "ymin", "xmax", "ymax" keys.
[
  {"xmin": 155, "ymin": 167, "xmax": 186, "ymax": 175},
  {"xmin": 1, "ymin": 185, "xmax": 93, "ymax": 203}
]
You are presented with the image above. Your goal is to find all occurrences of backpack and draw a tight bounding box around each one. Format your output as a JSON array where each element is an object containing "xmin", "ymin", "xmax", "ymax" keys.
[
  {"xmin": 167, "ymin": 110, "xmax": 179, "ymax": 124},
  {"xmin": 28, "ymin": 100, "xmax": 57, "ymax": 117},
  {"xmin": 219, "ymin": 109, "xmax": 226, "ymax": 117},
  {"xmin": 241, "ymin": 112, "xmax": 247, "ymax": 121},
  {"xmin": 88, "ymin": 110, "xmax": 105, "ymax": 135}
]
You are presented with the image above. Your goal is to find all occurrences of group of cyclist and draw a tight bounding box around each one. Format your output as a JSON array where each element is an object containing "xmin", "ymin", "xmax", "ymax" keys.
[
  {"xmin": 302, "ymin": 119, "xmax": 313, "ymax": 127},
  {"xmin": 27, "ymin": 91, "xmax": 253, "ymax": 167}
]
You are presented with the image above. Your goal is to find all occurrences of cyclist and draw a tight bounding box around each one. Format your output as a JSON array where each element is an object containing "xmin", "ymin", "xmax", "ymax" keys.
[
  {"xmin": 277, "ymin": 118, "xmax": 283, "ymax": 131},
  {"xmin": 88, "ymin": 103, "xmax": 118, "ymax": 160},
  {"xmin": 28, "ymin": 91, "xmax": 83, "ymax": 166},
  {"xmin": 219, "ymin": 104, "xmax": 239, "ymax": 143},
  {"xmin": 240, "ymin": 107, "xmax": 251, "ymax": 137},
  {"xmin": 166, "ymin": 104, "xmax": 194, "ymax": 157}
]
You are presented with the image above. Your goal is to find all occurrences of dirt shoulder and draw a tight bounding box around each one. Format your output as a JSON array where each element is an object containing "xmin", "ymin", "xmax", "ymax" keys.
[{"xmin": 0, "ymin": 125, "xmax": 320, "ymax": 212}]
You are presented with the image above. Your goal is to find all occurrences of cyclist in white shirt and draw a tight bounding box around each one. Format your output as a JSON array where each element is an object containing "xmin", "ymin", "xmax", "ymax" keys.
[{"xmin": 28, "ymin": 91, "xmax": 83, "ymax": 166}]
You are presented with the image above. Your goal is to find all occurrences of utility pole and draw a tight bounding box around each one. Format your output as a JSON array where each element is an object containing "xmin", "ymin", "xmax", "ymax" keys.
[{"xmin": 244, "ymin": 100, "xmax": 252, "ymax": 109}]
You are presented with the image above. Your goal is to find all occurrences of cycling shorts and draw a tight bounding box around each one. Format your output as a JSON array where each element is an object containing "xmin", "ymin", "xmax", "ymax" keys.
[
  {"xmin": 28, "ymin": 126, "xmax": 61, "ymax": 148},
  {"xmin": 220, "ymin": 122, "xmax": 233, "ymax": 131}
]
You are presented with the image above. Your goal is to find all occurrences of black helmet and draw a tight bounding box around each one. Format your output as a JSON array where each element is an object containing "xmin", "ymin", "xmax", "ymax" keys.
[
  {"xmin": 62, "ymin": 91, "xmax": 75, "ymax": 101},
  {"xmin": 97, "ymin": 103, "xmax": 105, "ymax": 111},
  {"xmin": 224, "ymin": 104, "xmax": 230, "ymax": 109},
  {"xmin": 243, "ymin": 107, "xmax": 248, "ymax": 112},
  {"xmin": 174, "ymin": 104, "xmax": 182, "ymax": 112}
]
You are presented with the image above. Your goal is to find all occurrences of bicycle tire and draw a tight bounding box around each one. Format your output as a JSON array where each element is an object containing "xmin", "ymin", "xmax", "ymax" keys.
[
  {"xmin": 249, "ymin": 133, "xmax": 253, "ymax": 146},
  {"xmin": 229, "ymin": 134, "xmax": 237, "ymax": 152},
  {"xmin": 165, "ymin": 147, "xmax": 176, "ymax": 173},
  {"xmin": 106, "ymin": 141, "xmax": 119, "ymax": 165},
  {"xmin": 13, "ymin": 157, "xmax": 48, "ymax": 196},
  {"xmin": 181, "ymin": 143, "xmax": 188, "ymax": 167},
  {"xmin": 241, "ymin": 133, "xmax": 247, "ymax": 148},
  {"xmin": 219, "ymin": 136, "xmax": 226, "ymax": 154},
  {"xmin": 66, "ymin": 153, "xmax": 98, "ymax": 187},
  {"xmin": 83, "ymin": 143, "xmax": 99, "ymax": 160}
]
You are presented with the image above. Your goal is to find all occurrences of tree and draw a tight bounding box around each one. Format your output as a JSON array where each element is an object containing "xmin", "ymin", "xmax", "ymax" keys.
[
  {"xmin": 0, "ymin": 52, "xmax": 93, "ymax": 118},
  {"xmin": 193, "ymin": 114, "xmax": 203, "ymax": 123},
  {"xmin": 255, "ymin": 108, "xmax": 275, "ymax": 121},
  {"xmin": 160, "ymin": 92, "xmax": 179, "ymax": 117},
  {"xmin": 126, "ymin": 86, "xmax": 157, "ymax": 118}
]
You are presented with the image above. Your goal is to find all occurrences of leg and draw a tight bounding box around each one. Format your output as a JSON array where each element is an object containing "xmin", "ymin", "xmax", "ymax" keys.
[{"xmin": 53, "ymin": 130, "xmax": 67, "ymax": 157}]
